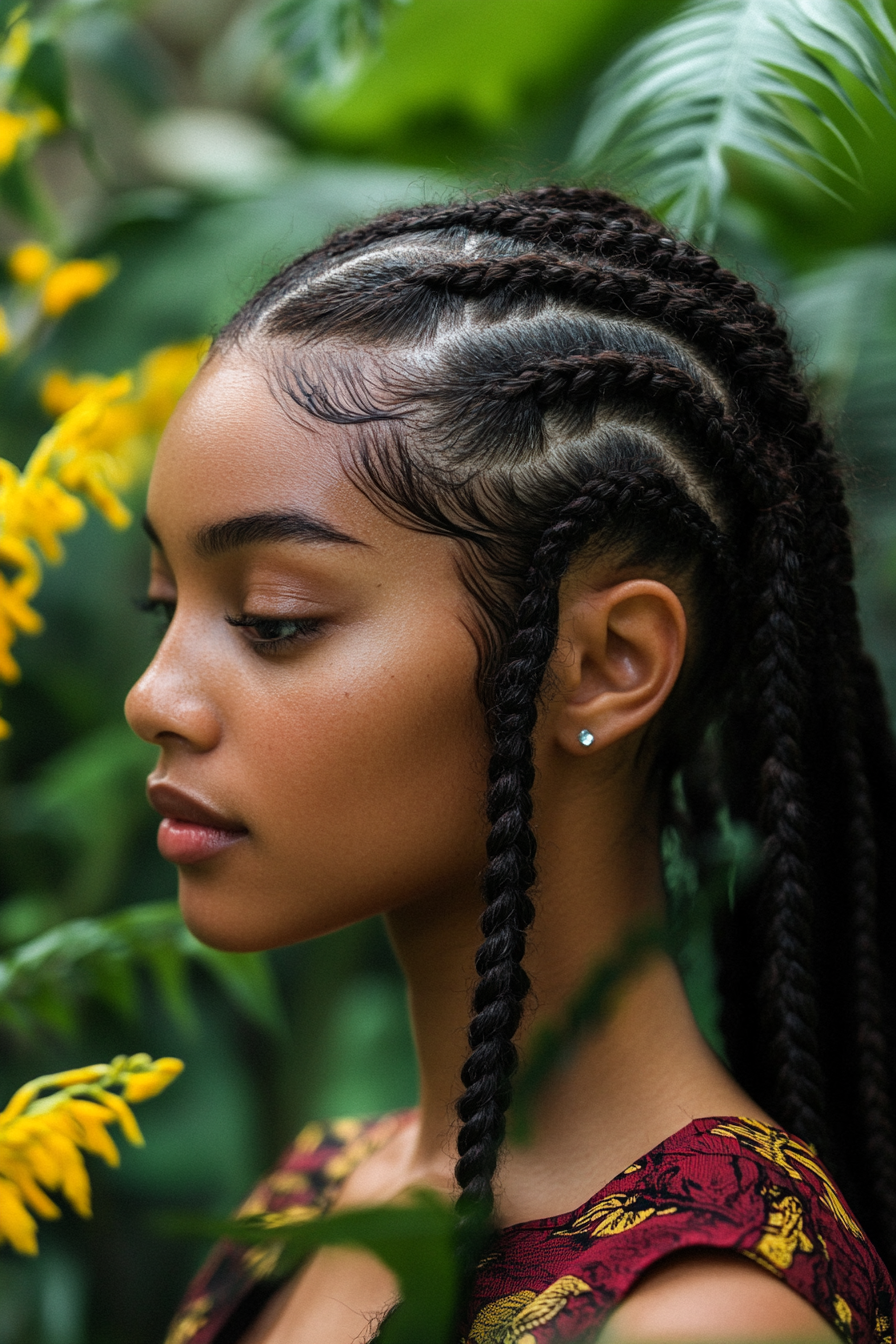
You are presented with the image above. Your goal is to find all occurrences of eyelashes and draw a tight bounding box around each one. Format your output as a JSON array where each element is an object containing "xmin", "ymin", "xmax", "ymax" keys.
[
  {"xmin": 224, "ymin": 612, "xmax": 322, "ymax": 653},
  {"xmin": 135, "ymin": 597, "xmax": 322, "ymax": 654},
  {"xmin": 135, "ymin": 596, "xmax": 175, "ymax": 632}
]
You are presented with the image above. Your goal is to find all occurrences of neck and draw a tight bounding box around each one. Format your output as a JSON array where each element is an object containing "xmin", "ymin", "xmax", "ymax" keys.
[{"xmin": 385, "ymin": 760, "xmax": 760, "ymax": 1221}]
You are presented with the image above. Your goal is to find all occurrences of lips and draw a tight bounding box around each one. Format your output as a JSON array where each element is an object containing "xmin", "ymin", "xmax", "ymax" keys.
[{"xmin": 147, "ymin": 781, "xmax": 248, "ymax": 865}]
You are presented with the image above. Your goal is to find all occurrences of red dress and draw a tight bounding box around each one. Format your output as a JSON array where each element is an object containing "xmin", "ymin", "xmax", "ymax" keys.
[{"xmin": 164, "ymin": 1114, "xmax": 896, "ymax": 1344}]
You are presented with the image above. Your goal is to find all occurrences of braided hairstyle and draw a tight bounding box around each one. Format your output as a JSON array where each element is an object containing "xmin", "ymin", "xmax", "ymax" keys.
[{"xmin": 219, "ymin": 187, "xmax": 896, "ymax": 1266}]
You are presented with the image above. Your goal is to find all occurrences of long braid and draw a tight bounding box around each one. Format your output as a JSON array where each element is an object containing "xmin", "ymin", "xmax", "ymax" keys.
[
  {"xmin": 814, "ymin": 539, "xmax": 896, "ymax": 1247},
  {"xmin": 489, "ymin": 343, "xmax": 830, "ymax": 1146},
  {"xmin": 455, "ymin": 467, "xmax": 726, "ymax": 1222},
  {"xmin": 748, "ymin": 495, "xmax": 829, "ymax": 1148}
]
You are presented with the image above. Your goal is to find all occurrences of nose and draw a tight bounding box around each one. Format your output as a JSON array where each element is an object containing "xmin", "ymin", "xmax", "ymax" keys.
[{"xmin": 125, "ymin": 629, "xmax": 221, "ymax": 753}]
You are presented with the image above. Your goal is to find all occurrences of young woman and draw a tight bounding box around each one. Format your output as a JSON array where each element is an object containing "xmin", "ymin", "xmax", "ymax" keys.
[{"xmin": 127, "ymin": 187, "xmax": 896, "ymax": 1344}]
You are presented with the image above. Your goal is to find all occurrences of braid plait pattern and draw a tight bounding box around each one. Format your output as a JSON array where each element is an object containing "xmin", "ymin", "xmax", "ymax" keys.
[{"xmin": 455, "ymin": 467, "xmax": 726, "ymax": 1217}]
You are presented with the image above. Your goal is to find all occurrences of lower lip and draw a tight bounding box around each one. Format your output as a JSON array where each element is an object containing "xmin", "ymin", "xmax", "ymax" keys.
[{"xmin": 157, "ymin": 818, "xmax": 247, "ymax": 865}]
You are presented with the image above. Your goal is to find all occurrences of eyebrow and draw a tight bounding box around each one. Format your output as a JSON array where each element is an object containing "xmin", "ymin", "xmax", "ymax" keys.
[{"xmin": 193, "ymin": 510, "xmax": 362, "ymax": 557}]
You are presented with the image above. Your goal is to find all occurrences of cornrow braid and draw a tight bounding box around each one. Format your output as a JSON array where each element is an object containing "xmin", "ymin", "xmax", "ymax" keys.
[
  {"xmin": 221, "ymin": 185, "xmax": 896, "ymax": 1273},
  {"xmin": 455, "ymin": 467, "xmax": 727, "ymax": 1222}
]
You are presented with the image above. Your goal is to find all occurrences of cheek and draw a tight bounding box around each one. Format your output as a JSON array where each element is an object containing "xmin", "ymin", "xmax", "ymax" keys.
[{"xmin": 178, "ymin": 622, "xmax": 489, "ymax": 951}]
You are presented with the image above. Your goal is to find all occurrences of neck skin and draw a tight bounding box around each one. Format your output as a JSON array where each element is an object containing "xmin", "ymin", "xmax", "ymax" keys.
[{"xmin": 369, "ymin": 743, "xmax": 768, "ymax": 1227}]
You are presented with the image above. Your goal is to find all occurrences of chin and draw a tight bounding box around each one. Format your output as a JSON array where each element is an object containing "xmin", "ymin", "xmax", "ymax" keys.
[
  {"xmin": 177, "ymin": 882, "xmax": 288, "ymax": 953},
  {"xmin": 176, "ymin": 873, "xmax": 377, "ymax": 953}
]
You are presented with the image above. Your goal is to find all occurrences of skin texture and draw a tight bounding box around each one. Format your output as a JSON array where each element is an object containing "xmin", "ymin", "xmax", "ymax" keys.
[{"xmin": 126, "ymin": 349, "xmax": 838, "ymax": 1344}]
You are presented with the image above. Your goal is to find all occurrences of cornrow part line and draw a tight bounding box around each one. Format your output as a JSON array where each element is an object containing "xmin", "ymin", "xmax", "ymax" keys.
[
  {"xmin": 257, "ymin": 219, "xmax": 827, "ymax": 465},
  {"xmin": 454, "ymin": 467, "xmax": 727, "ymax": 1225},
  {"xmin": 318, "ymin": 189, "xmax": 761, "ymax": 286},
  {"xmin": 476, "ymin": 349, "xmax": 771, "ymax": 517},
  {"xmin": 751, "ymin": 495, "xmax": 829, "ymax": 1153},
  {"xmin": 317, "ymin": 190, "xmax": 781, "ymax": 315},
  {"xmin": 290, "ymin": 252, "xmax": 817, "ymax": 444},
  {"xmin": 322, "ymin": 193, "xmax": 673, "ymax": 263}
]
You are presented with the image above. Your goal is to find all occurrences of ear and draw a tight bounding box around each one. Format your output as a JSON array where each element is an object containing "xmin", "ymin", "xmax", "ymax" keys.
[{"xmin": 549, "ymin": 578, "xmax": 688, "ymax": 757}]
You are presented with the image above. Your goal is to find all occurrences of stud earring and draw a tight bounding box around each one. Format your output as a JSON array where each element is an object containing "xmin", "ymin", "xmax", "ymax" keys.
[{"xmin": 578, "ymin": 729, "xmax": 595, "ymax": 747}]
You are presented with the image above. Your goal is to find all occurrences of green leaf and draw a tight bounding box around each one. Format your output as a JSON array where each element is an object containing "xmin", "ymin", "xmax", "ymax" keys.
[
  {"xmin": 0, "ymin": 156, "xmax": 59, "ymax": 235},
  {"xmin": 572, "ymin": 0, "xmax": 896, "ymax": 242},
  {"xmin": 782, "ymin": 243, "xmax": 896, "ymax": 465},
  {"xmin": 188, "ymin": 940, "xmax": 286, "ymax": 1037},
  {"xmin": 13, "ymin": 724, "xmax": 158, "ymax": 916},
  {"xmin": 172, "ymin": 1191, "xmax": 460, "ymax": 1344},
  {"xmin": 16, "ymin": 38, "xmax": 70, "ymax": 121},
  {"xmin": 0, "ymin": 903, "xmax": 284, "ymax": 1040},
  {"xmin": 144, "ymin": 941, "xmax": 196, "ymax": 1032},
  {"xmin": 266, "ymin": 0, "xmax": 408, "ymax": 86},
  {"xmin": 511, "ymin": 921, "xmax": 669, "ymax": 1144},
  {"xmin": 273, "ymin": 0, "xmax": 672, "ymax": 164}
]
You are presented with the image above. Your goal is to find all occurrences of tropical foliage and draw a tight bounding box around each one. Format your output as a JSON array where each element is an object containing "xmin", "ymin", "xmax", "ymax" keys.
[{"xmin": 0, "ymin": 0, "xmax": 894, "ymax": 1337}]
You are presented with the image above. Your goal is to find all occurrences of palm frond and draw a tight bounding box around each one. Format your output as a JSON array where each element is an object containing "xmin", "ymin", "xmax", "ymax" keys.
[
  {"xmin": 783, "ymin": 244, "xmax": 896, "ymax": 469},
  {"xmin": 571, "ymin": 0, "xmax": 896, "ymax": 241},
  {"xmin": 265, "ymin": 0, "xmax": 410, "ymax": 86},
  {"xmin": 0, "ymin": 903, "xmax": 284, "ymax": 1039}
]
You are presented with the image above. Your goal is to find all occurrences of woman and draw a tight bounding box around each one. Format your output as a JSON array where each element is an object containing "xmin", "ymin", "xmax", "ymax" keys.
[{"xmin": 128, "ymin": 187, "xmax": 896, "ymax": 1343}]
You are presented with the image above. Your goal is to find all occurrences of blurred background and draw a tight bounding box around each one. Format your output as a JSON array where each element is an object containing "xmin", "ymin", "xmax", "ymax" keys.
[{"xmin": 1, "ymin": 0, "xmax": 894, "ymax": 1338}]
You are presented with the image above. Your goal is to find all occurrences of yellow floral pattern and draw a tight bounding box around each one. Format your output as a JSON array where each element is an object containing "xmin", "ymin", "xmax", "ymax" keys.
[
  {"xmin": 466, "ymin": 1276, "xmax": 591, "ymax": 1344},
  {"xmin": 165, "ymin": 1114, "xmax": 896, "ymax": 1344},
  {"xmin": 712, "ymin": 1118, "xmax": 865, "ymax": 1240},
  {"xmin": 747, "ymin": 1184, "xmax": 814, "ymax": 1272},
  {"xmin": 560, "ymin": 1191, "xmax": 678, "ymax": 1239}
]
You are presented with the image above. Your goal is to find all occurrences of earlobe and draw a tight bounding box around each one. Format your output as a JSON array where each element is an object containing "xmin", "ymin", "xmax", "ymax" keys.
[{"xmin": 557, "ymin": 578, "xmax": 688, "ymax": 756}]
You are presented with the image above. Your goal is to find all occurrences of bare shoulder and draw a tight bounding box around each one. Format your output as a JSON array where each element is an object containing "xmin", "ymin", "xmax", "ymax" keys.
[{"xmin": 596, "ymin": 1250, "xmax": 840, "ymax": 1342}]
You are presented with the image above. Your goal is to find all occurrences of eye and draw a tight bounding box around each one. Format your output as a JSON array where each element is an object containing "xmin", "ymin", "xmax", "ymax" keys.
[
  {"xmin": 135, "ymin": 596, "xmax": 175, "ymax": 633},
  {"xmin": 225, "ymin": 613, "xmax": 322, "ymax": 653}
]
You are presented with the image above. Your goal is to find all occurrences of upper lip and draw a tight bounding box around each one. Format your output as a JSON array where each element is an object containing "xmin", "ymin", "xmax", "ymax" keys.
[{"xmin": 147, "ymin": 780, "xmax": 247, "ymax": 832}]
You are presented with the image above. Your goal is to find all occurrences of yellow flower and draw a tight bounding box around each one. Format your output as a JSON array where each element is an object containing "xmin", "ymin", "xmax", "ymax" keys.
[
  {"xmin": 41, "ymin": 369, "xmax": 112, "ymax": 417},
  {"xmin": 0, "ymin": 15, "xmax": 31, "ymax": 75},
  {"xmin": 0, "ymin": 102, "xmax": 59, "ymax": 171},
  {"xmin": 0, "ymin": 107, "xmax": 29, "ymax": 168},
  {"xmin": 136, "ymin": 339, "xmax": 211, "ymax": 430},
  {"xmin": 8, "ymin": 240, "xmax": 54, "ymax": 285},
  {"xmin": 41, "ymin": 258, "xmax": 118, "ymax": 319},
  {"xmin": 0, "ymin": 1054, "xmax": 184, "ymax": 1255},
  {"xmin": 0, "ymin": 305, "xmax": 10, "ymax": 355},
  {"xmin": 122, "ymin": 1057, "xmax": 184, "ymax": 1103},
  {"xmin": 0, "ymin": 338, "xmax": 208, "ymax": 734}
]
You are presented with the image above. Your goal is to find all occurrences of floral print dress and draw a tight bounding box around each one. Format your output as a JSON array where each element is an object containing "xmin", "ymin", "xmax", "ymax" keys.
[{"xmin": 164, "ymin": 1114, "xmax": 895, "ymax": 1344}]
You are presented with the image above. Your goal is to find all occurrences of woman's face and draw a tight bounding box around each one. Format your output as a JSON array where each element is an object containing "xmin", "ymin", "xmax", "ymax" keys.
[{"xmin": 125, "ymin": 348, "xmax": 489, "ymax": 952}]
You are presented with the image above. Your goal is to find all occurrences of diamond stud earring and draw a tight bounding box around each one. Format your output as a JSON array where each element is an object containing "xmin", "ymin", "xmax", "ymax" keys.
[{"xmin": 578, "ymin": 729, "xmax": 595, "ymax": 747}]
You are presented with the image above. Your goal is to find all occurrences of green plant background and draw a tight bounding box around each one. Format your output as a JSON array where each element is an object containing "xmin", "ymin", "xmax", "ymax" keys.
[{"xmin": 1, "ymin": 0, "xmax": 894, "ymax": 1338}]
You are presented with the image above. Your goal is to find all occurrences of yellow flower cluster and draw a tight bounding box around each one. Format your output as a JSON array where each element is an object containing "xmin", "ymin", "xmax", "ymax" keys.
[
  {"xmin": 2, "ymin": 241, "xmax": 119, "ymax": 353},
  {"xmin": 0, "ymin": 1053, "xmax": 183, "ymax": 1254},
  {"xmin": 0, "ymin": 337, "xmax": 209, "ymax": 733},
  {"xmin": 0, "ymin": 9, "xmax": 60, "ymax": 171}
]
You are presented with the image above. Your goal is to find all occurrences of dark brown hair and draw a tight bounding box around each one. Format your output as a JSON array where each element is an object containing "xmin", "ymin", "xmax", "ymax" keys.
[{"xmin": 220, "ymin": 187, "xmax": 896, "ymax": 1269}]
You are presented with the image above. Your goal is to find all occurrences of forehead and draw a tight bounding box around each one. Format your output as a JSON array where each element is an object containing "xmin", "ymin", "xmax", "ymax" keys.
[
  {"xmin": 149, "ymin": 349, "xmax": 348, "ymax": 516},
  {"xmin": 147, "ymin": 348, "xmax": 432, "ymax": 571}
]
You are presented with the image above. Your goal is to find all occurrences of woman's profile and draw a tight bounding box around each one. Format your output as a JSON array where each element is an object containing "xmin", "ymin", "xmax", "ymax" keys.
[{"xmin": 125, "ymin": 186, "xmax": 896, "ymax": 1343}]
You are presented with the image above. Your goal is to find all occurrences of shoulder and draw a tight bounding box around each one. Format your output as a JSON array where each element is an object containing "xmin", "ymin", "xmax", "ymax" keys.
[
  {"xmin": 598, "ymin": 1251, "xmax": 840, "ymax": 1342},
  {"xmin": 474, "ymin": 1117, "xmax": 894, "ymax": 1344}
]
